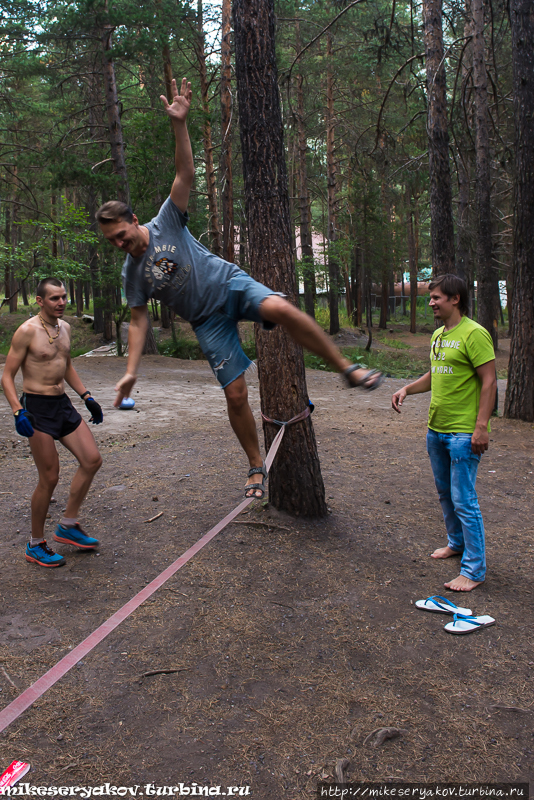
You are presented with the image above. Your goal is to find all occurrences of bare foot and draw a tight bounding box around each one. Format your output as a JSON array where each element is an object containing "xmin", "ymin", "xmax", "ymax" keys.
[
  {"xmin": 444, "ymin": 575, "xmax": 483, "ymax": 592},
  {"xmin": 431, "ymin": 546, "xmax": 461, "ymax": 559}
]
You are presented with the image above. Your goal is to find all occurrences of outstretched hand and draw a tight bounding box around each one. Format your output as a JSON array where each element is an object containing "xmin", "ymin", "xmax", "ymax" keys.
[
  {"xmin": 391, "ymin": 387, "xmax": 407, "ymax": 413},
  {"xmin": 114, "ymin": 372, "xmax": 137, "ymax": 408},
  {"xmin": 160, "ymin": 77, "xmax": 192, "ymax": 122}
]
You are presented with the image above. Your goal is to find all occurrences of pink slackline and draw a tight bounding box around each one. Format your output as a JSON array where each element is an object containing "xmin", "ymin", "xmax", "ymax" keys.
[{"xmin": 0, "ymin": 405, "xmax": 312, "ymax": 734}]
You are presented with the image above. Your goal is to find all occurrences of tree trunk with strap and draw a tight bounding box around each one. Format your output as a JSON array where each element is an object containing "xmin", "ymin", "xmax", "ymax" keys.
[{"xmin": 233, "ymin": 0, "xmax": 327, "ymax": 517}]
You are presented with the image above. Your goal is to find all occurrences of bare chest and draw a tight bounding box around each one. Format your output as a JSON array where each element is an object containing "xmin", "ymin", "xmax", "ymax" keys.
[{"xmin": 28, "ymin": 326, "xmax": 70, "ymax": 365}]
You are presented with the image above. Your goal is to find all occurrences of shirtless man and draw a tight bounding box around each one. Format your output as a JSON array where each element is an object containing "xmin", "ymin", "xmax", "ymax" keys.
[
  {"xmin": 97, "ymin": 77, "xmax": 382, "ymax": 500},
  {"xmin": 1, "ymin": 277, "xmax": 104, "ymax": 567}
]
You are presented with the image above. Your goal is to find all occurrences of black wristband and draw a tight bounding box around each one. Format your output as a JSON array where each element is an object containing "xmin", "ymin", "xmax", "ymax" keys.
[{"xmin": 80, "ymin": 391, "xmax": 91, "ymax": 400}]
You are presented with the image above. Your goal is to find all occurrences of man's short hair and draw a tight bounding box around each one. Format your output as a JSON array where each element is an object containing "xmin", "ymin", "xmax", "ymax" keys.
[
  {"xmin": 36, "ymin": 277, "xmax": 65, "ymax": 299},
  {"xmin": 428, "ymin": 273, "xmax": 469, "ymax": 316},
  {"xmin": 95, "ymin": 201, "xmax": 134, "ymax": 225}
]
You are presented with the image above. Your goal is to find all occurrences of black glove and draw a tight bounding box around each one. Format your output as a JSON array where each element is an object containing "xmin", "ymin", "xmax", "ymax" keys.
[
  {"xmin": 14, "ymin": 409, "xmax": 35, "ymax": 437},
  {"xmin": 85, "ymin": 397, "xmax": 103, "ymax": 424}
]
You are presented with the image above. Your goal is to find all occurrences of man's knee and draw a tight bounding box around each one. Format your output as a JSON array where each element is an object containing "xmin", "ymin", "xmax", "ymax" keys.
[
  {"xmin": 83, "ymin": 452, "xmax": 103, "ymax": 474},
  {"xmin": 224, "ymin": 377, "xmax": 249, "ymax": 413},
  {"xmin": 38, "ymin": 466, "xmax": 60, "ymax": 490},
  {"xmin": 260, "ymin": 294, "xmax": 296, "ymax": 324}
]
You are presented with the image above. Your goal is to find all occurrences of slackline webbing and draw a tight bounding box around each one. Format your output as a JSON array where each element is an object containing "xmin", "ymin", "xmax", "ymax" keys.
[{"xmin": 0, "ymin": 405, "xmax": 312, "ymax": 734}]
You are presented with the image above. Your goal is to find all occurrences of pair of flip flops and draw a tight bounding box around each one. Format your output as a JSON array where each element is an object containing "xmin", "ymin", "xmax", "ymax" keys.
[{"xmin": 416, "ymin": 595, "xmax": 495, "ymax": 635}]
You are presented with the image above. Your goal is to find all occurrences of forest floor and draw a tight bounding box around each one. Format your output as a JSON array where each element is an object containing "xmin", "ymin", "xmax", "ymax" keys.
[{"xmin": 0, "ymin": 323, "xmax": 532, "ymax": 798}]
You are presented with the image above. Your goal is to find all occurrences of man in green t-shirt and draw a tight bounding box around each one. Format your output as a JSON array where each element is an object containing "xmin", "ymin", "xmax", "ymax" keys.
[{"xmin": 391, "ymin": 274, "xmax": 496, "ymax": 592}]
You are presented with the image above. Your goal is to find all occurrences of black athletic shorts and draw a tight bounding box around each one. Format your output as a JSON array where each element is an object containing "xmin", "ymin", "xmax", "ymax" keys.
[{"xmin": 21, "ymin": 393, "xmax": 83, "ymax": 440}]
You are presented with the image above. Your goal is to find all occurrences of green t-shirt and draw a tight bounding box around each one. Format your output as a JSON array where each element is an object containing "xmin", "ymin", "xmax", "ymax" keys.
[{"xmin": 428, "ymin": 315, "xmax": 495, "ymax": 433}]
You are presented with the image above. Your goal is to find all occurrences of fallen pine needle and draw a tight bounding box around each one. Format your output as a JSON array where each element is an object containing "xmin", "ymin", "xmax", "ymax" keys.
[
  {"xmin": 143, "ymin": 668, "xmax": 190, "ymax": 677},
  {"xmin": 364, "ymin": 727, "xmax": 407, "ymax": 747},
  {"xmin": 335, "ymin": 758, "xmax": 350, "ymax": 783},
  {"xmin": 229, "ymin": 521, "xmax": 292, "ymax": 532},
  {"xmin": 144, "ymin": 511, "xmax": 164, "ymax": 523},
  {"xmin": 1, "ymin": 666, "xmax": 17, "ymax": 688}
]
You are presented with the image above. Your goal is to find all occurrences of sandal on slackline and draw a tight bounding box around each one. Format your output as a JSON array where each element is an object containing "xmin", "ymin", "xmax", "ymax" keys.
[{"xmin": 245, "ymin": 463, "xmax": 267, "ymax": 499}]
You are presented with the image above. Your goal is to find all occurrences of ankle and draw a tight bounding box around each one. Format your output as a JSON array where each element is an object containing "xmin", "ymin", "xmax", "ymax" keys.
[{"xmin": 30, "ymin": 537, "xmax": 45, "ymax": 547}]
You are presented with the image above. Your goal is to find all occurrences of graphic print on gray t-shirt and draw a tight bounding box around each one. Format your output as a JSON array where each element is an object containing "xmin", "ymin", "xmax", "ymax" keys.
[{"xmin": 121, "ymin": 197, "xmax": 242, "ymax": 326}]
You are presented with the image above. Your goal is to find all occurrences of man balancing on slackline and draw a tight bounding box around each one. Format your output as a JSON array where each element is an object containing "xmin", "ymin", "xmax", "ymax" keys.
[{"xmin": 97, "ymin": 76, "xmax": 383, "ymax": 499}]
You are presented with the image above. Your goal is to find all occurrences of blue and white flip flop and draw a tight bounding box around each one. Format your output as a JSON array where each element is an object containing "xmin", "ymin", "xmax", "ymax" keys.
[
  {"xmin": 415, "ymin": 595, "xmax": 472, "ymax": 616},
  {"xmin": 444, "ymin": 613, "xmax": 496, "ymax": 635}
]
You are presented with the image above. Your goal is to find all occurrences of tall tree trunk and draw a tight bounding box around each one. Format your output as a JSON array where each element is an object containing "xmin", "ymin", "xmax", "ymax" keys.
[
  {"xmin": 102, "ymin": 7, "xmax": 129, "ymax": 204},
  {"xmin": 472, "ymin": 0, "xmax": 499, "ymax": 348},
  {"xmin": 162, "ymin": 42, "xmax": 173, "ymax": 102},
  {"xmin": 86, "ymin": 58, "xmax": 105, "ymax": 334},
  {"xmin": 21, "ymin": 279, "xmax": 29, "ymax": 306},
  {"xmin": 295, "ymin": 20, "xmax": 315, "ymax": 318},
  {"xmin": 76, "ymin": 280, "xmax": 84, "ymax": 317},
  {"xmin": 9, "ymin": 183, "xmax": 19, "ymax": 313},
  {"xmin": 504, "ymin": 0, "xmax": 534, "ymax": 421},
  {"xmin": 4, "ymin": 204, "xmax": 11, "ymax": 302},
  {"xmin": 422, "ymin": 0, "xmax": 455, "ymax": 274},
  {"xmin": 233, "ymin": 0, "xmax": 327, "ymax": 517},
  {"xmin": 455, "ymin": 6, "xmax": 472, "ymax": 286},
  {"xmin": 326, "ymin": 33, "xmax": 339, "ymax": 335},
  {"xmin": 406, "ymin": 185, "xmax": 418, "ymax": 333},
  {"xmin": 379, "ymin": 179, "xmax": 390, "ymax": 329},
  {"xmin": 220, "ymin": 0, "xmax": 235, "ymax": 263},
  {"xmin": 456, "ymin": 151, "xmax": 471, "ymax": 286},
  {"xmin": 196, "ymin": 0, "xmax": 222, "ymax": 256}
]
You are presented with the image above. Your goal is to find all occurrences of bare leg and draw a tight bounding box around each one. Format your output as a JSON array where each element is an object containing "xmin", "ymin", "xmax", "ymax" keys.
[
  {"xmin": 59, "ymin": 421, "xmax": 102, "ymax": 519},
  {"xmin": 431, "ymin": 546, "xmax": 461, "ymax": 559},
  {"xmin": 224, "ymin": 375, "xmax": 264, "ymax": 498},
  {"xmin": 28, "ymin": 431, "xmax": 60, "ymax": 539},
  {"xmin": 259, "ymin": 295, "xmax": 381, "ymax": 387}
]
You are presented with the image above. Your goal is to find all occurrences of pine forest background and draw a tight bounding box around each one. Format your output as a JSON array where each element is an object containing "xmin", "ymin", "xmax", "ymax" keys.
[{"xmin": 1, "ymin": 0, "xmax": 533, "ymax": 419}]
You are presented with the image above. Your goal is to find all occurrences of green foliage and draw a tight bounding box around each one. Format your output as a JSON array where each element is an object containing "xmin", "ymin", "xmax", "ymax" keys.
[
  {"xmin": 374, "ymin": 332, "xmax": 411, "ymax": 350},
  {"xmin": 304, "ymin": 346, "xmax": 428, "ymax": 380},
  {"xmin": 157, "ymin": 329, "xmax": 203, "ymax": 360}
]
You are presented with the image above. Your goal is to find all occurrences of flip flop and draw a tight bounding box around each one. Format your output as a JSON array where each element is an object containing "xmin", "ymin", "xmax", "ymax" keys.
[
  {"xmin": 444, "ymin": 613, "xmax": 496, "ymax": 635},
  {"xmin": 343, "ymin": 364, "xmax": 384, "ymax": 391},
  {"xmin": 415, "ymin": 595, "xmax": 472, "ymax": 616}
]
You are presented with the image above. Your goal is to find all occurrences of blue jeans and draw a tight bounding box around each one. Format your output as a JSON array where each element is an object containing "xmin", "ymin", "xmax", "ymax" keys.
[{"xmin": 426, "ymin": 429, "xmax": 486, "ymax": 582}]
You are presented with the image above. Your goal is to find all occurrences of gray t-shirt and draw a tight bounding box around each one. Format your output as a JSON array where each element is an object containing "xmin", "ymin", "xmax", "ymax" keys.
[{"xmin": 122, "ymin": 197, "xmax": 242, "ymax": 326}]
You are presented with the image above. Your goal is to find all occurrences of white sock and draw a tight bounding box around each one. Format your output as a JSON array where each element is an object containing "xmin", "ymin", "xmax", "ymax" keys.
[
  {"xmin": 60, "ymin": 518, "xmax": 77, "ymax": 528},
  {"xmin": 30, "ymin": 538, "xmax": 45, "ymax": 547}
]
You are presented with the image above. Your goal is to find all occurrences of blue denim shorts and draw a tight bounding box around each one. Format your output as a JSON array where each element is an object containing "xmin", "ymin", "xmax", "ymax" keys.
[{"xmin": 193, "ymin": 273, "xmax": 282, "ymax": 388}]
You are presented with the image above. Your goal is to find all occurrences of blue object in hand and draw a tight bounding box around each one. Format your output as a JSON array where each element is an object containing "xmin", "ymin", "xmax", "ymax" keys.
[
  {"xmin": 14, "ymin": 409, "xmax": 35, "ymax": 437},
  {"xmin": 85, "ymin": 396, "xmax": 103, "ymax": 424},
  {"xmin": 119, "ymin": 397, "xmax": 135, "ymax": 409}
]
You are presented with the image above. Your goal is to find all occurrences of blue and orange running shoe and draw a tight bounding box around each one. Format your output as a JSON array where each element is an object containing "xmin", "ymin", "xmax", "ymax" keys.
[
  {"xmin": 53, "ymin": 523, "xmax": 99, "ymax": 549},
  {"xmin": 26, "ymin": 540, "xmax": 66, "ymax": 567}
]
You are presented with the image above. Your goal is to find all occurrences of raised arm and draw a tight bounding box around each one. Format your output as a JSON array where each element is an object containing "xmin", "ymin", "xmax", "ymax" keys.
[
  {"xmin": 160, "ymin": 77, "xmax": 195, "ymax": 213},
  {"xmin": 113, "ymin": 305, "xmax": 149, "ymax": 407}
]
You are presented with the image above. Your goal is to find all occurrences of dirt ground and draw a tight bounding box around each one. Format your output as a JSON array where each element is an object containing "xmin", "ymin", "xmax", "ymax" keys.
[{"xmin": 0, "ymin": 344, "xmax": 533, "ymax": 797}]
